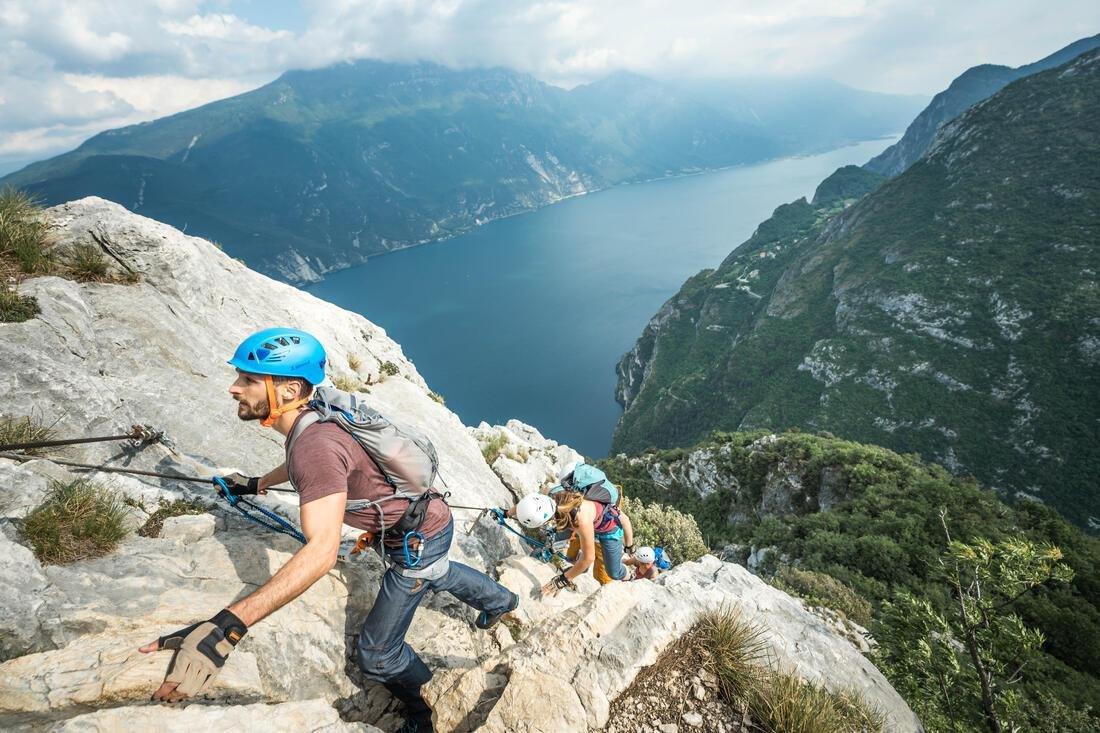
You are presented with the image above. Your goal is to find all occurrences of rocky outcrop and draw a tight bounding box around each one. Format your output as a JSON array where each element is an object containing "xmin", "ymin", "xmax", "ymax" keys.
[{"xmin": 0, "ymin": 199, "xmax": 919, "ymax": 731}]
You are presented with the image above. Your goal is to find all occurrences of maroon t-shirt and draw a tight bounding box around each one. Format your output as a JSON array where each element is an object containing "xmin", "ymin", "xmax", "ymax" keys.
[{"xmin": 286, "ymin": 416, "xmax": 450, "ymax": 537}]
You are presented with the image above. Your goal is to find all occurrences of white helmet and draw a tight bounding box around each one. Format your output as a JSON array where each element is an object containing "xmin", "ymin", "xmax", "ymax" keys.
[
  {"xmin": 516, "ymin": 493, "xmax": 556, "ymax": 529},
  {"xmin": 635, "ymin": 546, "xmax": 656, "ymax": 564}
]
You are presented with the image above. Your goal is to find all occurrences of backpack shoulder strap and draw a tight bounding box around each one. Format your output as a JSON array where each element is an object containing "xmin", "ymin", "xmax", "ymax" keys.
[{"xmin": 285, "ymin": 410, "xmax": 322, "ymax": 460}]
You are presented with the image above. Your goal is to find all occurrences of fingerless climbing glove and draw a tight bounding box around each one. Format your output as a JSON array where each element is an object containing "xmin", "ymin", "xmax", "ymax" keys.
[
  {"xmin": 157, "ymin": 609, "xmax": 247, "ymax": 696},
  {"xmin": 221, "ymin": 473, "xmax": 260, "ymax": 496}
]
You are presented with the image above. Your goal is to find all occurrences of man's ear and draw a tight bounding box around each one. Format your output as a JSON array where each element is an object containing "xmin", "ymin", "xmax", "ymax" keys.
[{"xmin": 277, "ymin": 379, "xmax": 303, "ymax": 402}]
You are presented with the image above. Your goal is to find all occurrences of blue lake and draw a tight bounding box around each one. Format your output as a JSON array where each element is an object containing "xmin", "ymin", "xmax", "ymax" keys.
[{"xmin": 307, "ymin": 137, "xmax": 896, "ymax": 457}]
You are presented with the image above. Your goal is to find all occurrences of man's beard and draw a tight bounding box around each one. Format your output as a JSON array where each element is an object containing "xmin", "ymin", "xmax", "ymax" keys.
[{"xmin": 235, "ymin": 397, "xmax": 270, "ymax": 421}]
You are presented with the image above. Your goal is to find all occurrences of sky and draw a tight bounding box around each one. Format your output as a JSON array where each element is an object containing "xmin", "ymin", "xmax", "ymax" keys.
[{"xmin": 0, "ymin": 0, "xmax": 1097, "ymax": 175}]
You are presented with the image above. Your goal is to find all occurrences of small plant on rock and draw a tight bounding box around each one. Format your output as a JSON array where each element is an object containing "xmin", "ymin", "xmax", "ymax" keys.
[
  {"xmin": 66, "ymin": 243, "xmax": 111, "ymax": 282},
  {"xmin": 380, "ymin": 360, "xmax": 400, "ymax": 377},
  {"xmin": 347, "ymin": 353, "xmax": 363, "ymax": 372},
  {"xmin": 138, "ymin": 498, "xmax": 208, "ymax": 538},
  {"xmin": 481, "ymin": 433, "xmax": 509, "ymax": 464},
  {"xmin": 332, "ymin": 373, "xmax": 363, "ymax": 392},
  {"xmin": 21, "ymin": 479, "xmax": 129, "ymax": 564},
  {"xmin": 0, "ymin": 284, "xmax": 39, "ymax": 322},
  {"xmin": 0, "ymin": 186, "xmax": 53, "ymax": 275},
  {"xmin": 428, "ymin": 391, "xmax": 445, "ymax": 405}
]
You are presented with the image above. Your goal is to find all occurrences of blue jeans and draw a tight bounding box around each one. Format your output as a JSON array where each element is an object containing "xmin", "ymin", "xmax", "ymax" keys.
[
  {"xmin": 596, "ymin": 530, "xmax": 628, "ymax": 580},
  {"xmin": 356, "ymin": 518, "xmax": 517, "ymax": 684}
]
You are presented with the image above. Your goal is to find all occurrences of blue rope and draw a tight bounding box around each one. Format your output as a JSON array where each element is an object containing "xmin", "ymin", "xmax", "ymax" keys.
[
  {"xmin": 486, "ymin": 508, "xmax": 572, "ymax": 564},
  {"xmin": 213, "ymin": 477, "xmax": 306, "ymax": 544}
]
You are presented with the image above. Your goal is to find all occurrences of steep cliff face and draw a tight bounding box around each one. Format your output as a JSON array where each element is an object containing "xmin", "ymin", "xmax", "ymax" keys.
[
  {"xmin": 0, "ymin": 200, "xmax": 918, "ymax": 731},
  {"xmin": 613, "ymin": 50, "xmax": 1100, "ymax": 528}
]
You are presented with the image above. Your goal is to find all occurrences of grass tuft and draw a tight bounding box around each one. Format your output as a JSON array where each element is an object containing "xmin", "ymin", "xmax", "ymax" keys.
[
  {"xmin": 137, "ymin": 498, "xmax": 208, "ymax": 538},
  {"xmin": 347, "ymin": 353, "xmax": 363, "ymax": 371},
  {"xmin": 481, "ymin": 433, "xmax": 509, "ymax": 464},
  {"xmin": 332, "ymin": 373, "xmax": 363, "ymax": 392},
  {"xmin": 698, "ymin": 606, "xmax": 885, "ymax": 733},
  {"xmin": 21, "ymin": 479, "xmax": 129, "ymax": 564},
  {"xmin": 0, "ymin": 414, "xmax": 56, "ymax": 454},
  {"xmin": 0, "ymin": 186, "xmax": 53, "ymax": 275},
  {"xmin": 66, "ymin": 243, "xmax": 111, "ymax": 282},
  {"xmin": 429, "ymin": 391, "xmax": 445, "ymax": 405}
]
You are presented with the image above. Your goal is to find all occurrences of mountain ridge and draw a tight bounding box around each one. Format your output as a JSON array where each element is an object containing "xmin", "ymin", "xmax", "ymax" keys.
[
  {"xmin": 865, "ymin": 33, "xmax": 1100, "ymax": 177},
  {"xmin": 2, "ymin": 59, "xmax": 923, "ymax": 284}
]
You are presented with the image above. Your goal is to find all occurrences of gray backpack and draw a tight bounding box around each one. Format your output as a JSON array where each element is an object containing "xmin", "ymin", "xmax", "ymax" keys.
[{"xmin": 286, "ymin": 386, "xmax": 441, "ymax": 504}]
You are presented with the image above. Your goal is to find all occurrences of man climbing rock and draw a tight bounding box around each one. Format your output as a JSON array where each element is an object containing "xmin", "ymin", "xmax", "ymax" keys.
[{"xmin": 139, "ymin": 327, "xmax": 518, "ymax": 733}]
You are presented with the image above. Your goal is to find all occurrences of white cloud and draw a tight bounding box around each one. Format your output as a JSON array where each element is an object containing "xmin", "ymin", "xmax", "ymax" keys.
[
  {"xmin": 0, "ymin": 0, "xmax": 1097, "ymax": 169},
  {"xmin": 161, "ymin": 13, "xmax": 293, "ymax": 43}
]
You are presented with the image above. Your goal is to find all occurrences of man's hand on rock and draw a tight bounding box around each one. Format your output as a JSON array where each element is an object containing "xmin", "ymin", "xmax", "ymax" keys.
[
  {"xmin": 139, "ymin": 609, "xmax": 248, "ymax": 702},
  {"xmin": 221, "ymin": 472, "xmax": 263, "ymax": 496}
]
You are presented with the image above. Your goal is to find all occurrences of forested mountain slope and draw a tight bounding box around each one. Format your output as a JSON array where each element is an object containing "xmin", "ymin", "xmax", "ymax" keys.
[{"xmin": 614, "ymin": 50, "xmax": 1100, "ymax": 528}]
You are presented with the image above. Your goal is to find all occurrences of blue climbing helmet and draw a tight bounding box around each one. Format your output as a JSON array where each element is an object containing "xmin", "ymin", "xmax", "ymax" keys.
[{"xmin": 228, "ymin": 327, "xmax": 327, "ymax": 385}]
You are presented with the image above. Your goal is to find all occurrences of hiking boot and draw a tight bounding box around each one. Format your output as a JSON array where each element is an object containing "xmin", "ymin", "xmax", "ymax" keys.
[{"xmin": 475, "ymin": 592, "xmax": 519, "ymax": 630}]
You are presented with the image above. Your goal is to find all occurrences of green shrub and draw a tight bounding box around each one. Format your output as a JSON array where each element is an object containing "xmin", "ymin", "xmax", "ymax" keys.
[
  {"xmin": 21, "ymin": 479, "xmax": 129, "ymax": 564},
  {"xmin": 380, "ymin": 360, "xmax": 400, "ymax": 377},
  {"xmin": 481, "ymin": 433, "xmax": 508, "ymax": 464},
  {"xmin": 0, "ymin": 414, "xmax": 55, "ymax": 453},
  {"xmin": 0, "ymin": 285, "xmax": 39, "ymax": 322},
  {"xmin": 137, "ymin": 498, "xmax": 208, "ymax": 537},
  {"xmin": 620, "ymin": 495, "xmax": 708, "ymax": 563},
  {"xmin": 772, "ymin": 566, "xmax": 874, "ymax": 627},
  {"xmin": 0, "ymin": 186, "xmax": 52, "ymax": 275}
]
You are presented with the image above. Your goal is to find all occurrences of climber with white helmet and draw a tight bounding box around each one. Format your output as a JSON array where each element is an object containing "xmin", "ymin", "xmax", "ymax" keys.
[
  {"xmin": 502, "ymin": 461, "xmax": 635, "ymax": 594},
  {"xmin": 624, "ymin": 546, "xmax": 660, "ymax": 581},
  {"xmin": 138, "ymin": 327, "xmax": 518, "ymax": 733}
]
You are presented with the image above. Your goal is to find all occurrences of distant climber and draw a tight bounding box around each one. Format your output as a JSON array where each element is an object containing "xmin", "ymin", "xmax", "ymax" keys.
[
  {"xmin": 139, "ymin": 327, "xmax": 518, "ymax": 733},
  {"xmin": 505, "ymin": 462, "xmax": 634, "ymax": 594},
  {"xmin": 624, "ymin": 546, "xmax": 660, "ymax": 580}
]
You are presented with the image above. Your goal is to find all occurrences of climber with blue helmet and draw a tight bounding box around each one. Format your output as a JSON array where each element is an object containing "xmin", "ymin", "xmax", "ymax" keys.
[{"xmin": 139, "ymin": 327, "xmax": 517, "ymax": 733}]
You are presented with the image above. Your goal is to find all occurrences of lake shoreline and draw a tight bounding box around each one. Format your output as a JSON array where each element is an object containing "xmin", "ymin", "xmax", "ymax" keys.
[{"xmin": 304, "ymin": 135, "xmax": 902, "ymax": 283}]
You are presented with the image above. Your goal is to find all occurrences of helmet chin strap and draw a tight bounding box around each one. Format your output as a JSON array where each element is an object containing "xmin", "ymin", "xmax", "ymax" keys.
[{"xmin": 261, "ymin": 375, "xmax": 310, "ymax": 428}]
